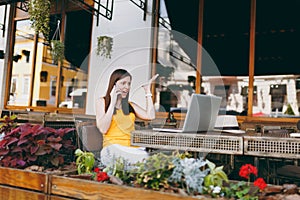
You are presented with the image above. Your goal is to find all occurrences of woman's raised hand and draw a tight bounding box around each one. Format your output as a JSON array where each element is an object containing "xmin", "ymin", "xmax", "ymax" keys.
[{"xmin": 142, "ymin": 74, "xmax": 159, "ymax": 93}]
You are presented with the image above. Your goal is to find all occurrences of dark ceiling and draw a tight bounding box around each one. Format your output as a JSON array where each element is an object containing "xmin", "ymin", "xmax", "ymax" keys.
[{"xmin": 164, "ymin": 0, "xmax": 300, "ymax": 76}]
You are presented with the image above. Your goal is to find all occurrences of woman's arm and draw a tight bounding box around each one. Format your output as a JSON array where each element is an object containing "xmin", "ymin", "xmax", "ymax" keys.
[
  {"xmin": 131, "ymin": 74, "xmax": 158, "ymax": 120},
  {"xmin": 95, "ymin": 86, "xmax": 120, "ymax": 134},
  {"xmin": 131, "ymin": 96, "xmax": 155, "ymax": 120}
]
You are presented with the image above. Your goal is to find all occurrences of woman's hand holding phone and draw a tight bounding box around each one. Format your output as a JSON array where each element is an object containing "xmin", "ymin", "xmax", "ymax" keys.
[{"xmin": 110, "ymin": 85, "xmax": 121, "ymax": 104}]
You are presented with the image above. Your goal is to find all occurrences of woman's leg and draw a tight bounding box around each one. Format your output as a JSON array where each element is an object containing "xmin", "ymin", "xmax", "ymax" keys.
[{"xmin": 100, "ymin": 144, "xmax": 148, "ymax": 166}]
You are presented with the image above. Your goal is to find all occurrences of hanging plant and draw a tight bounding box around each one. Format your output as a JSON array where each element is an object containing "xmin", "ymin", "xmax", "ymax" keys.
[
  {"xmin": 28, "ymin": 0, "xmax": 51, "ymax": 40},
  {"xmin": 96, "ymin": 36, "xmax": 113, "ymax": 59},
  {"xmin": 51, "ymin": 40, "xmax": 65, "ymax": 64},
  {"xmin": 50, "ymin": 20, "xmax": 64, "ymax": 64}
]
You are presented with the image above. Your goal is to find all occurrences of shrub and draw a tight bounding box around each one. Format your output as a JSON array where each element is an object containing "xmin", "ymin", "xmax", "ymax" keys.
[{"xmin": 0, "ymin": 124, "xmax": 76, "ymax": 169}]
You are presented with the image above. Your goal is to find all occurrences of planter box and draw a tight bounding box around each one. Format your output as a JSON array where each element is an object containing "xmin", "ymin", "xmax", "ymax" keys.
[
  {"xmin": 0, "ymin": 184, "xmax": 73, "ymax": 200},
  {"xmin": 50, "ymin": 175, "xmax": 211, "ymax": 200},
  {"xmin": 49, "ymin": 195, "xmax": 74, "ymax": 200},
  {"xmin": 0, "ymin": 166, "xmax": 48, "ymax": 193},
  {"xmin": 0, "ymin": 166, "xmax": 76, "ymax": 195},
  {"xmin": 0, "ymin": 185, "xmax": 47, "ymax": 200}
]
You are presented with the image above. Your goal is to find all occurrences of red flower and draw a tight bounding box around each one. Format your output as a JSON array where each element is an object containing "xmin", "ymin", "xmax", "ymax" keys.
[
  {"xmin": 94, "ymin": 167, "xmax": 100, "ymax": 173},
  {"xmin": 254, "ymin": 178, "xmax": 267, "ymax": 190},
  {"xmin": 96, "ymin": 171, "xmax": 109, "ymax": 182},
  {"xmin": 239, "ymin": 164, "xmax": 258, "ymax": 179}
]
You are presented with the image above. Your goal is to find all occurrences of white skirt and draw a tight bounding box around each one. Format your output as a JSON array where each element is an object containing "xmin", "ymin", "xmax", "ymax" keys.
[{"xmin": 100, "ymin": 144, "xmax": 149, "ymax": 166}]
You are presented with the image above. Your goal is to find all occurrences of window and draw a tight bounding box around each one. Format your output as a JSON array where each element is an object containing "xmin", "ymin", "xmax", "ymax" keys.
[
  {"xmin": 156, "ymin": 0, "xmax": 300, "ymax": 120},
  {"xmin": 6, "ymin": 4, "xmax": 93, "ymax": 112},
  {"xmin": 253, "ymin": 0, "xmax": 300, "ymax": 117}
]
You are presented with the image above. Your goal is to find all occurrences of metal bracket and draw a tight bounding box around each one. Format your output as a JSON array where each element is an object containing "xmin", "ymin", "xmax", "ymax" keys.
[
  {"xmin": 15, "ymin": 0, "xmax": 29, "ymax": 12},
  {"xmin": 69, "ymin": 0, "xmax": 114, "ymax": 26},
  {"xmin": 129, "ymin": 0, "xmax": 147, "ymax": 21}
]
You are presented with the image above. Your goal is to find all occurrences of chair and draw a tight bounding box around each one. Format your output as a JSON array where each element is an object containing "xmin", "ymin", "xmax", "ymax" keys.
[
  {"xmin": 276, "ymin": 164, "xmax": 300, "ymax": 186},
  {"xmin": 75, "ymin": 120, "xmax": 103, "ymax": 160}
]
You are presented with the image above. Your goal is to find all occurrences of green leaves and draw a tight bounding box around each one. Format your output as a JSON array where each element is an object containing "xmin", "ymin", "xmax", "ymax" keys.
[
  {"xmin": 204, "ymin": 159, "xmax": 228, "ymax": 188},
  {"xmin": 133, "ymin": 152, "xmax": 175, "ymax": 190},
  {"xmin": 0, "ymin": 115, "xmax": 17, "ymax": 134},
  {"xmin": 75, "ymin": 149, "xmax": 95, "ymax": 174},
  {"xmin": 28, "ymin": 0, "xmax": 51, "ymax": 40},
  {"xmin": 51, "ymin": 40, "xmax": 65, "ymax": 64}
]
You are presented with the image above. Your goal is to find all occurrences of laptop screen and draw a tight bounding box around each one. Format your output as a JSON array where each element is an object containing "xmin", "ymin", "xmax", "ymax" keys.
[{"xmin": 181, "ymin": 94, "xmax": 222, "ymax": 132}]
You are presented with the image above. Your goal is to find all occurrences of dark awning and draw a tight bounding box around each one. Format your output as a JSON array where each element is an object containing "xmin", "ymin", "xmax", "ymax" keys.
[{"xmin": 164, "ymin": 0, "xmax": 300, "ymax": 76}]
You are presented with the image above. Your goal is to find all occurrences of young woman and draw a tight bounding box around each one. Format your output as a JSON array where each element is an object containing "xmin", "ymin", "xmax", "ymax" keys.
[{"xmin": 95, "ymin": 69, "xmax": 158, "ymax": 166}]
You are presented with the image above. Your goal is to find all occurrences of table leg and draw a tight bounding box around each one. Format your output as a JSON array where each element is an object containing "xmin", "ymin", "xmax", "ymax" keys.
[
  {"xmin": 254, "ymin": 156, "xmax": 259, "ymax": 169},
  {"xmin": 230, "ymin": 155, "xmax": 234, "ymax": 170}
]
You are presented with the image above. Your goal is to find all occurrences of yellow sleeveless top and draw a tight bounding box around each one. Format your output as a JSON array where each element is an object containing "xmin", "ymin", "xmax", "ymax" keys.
[{"xmin": 103, "ymin": 109, "xmax": 135, "ymax": 147}]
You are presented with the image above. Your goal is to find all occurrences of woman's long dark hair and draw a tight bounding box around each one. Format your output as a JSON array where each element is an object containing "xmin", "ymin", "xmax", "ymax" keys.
[{"xmin": 104, "ymin": 69, "xmax": 134, "ymax": 115}]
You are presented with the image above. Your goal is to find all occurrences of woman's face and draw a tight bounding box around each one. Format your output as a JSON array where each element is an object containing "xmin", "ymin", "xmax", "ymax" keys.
[{"xmin": 115, "ymin": 76, "xmax": 131, "ymax": 98}]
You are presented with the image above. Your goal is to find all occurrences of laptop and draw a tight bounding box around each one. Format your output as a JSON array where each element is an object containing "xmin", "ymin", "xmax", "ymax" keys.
[
  {"xmin": 214, "ymin": 115, "xmax": 245, "ymax": 134},
  {"xmin": 153, "ymin": 94, "xmax": 222, "ymax": 133}
]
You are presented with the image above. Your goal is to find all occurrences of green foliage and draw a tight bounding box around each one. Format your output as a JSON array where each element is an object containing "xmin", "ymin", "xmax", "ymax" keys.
[
  {"xmin": 28, "ymin": 0, "xmax": 51, "ymax": 40},
  {"xmin": 51, "ymin": 40, "xmax": 65, "ymax": 64},
  {"xmin": 75, "ymin": 149, "xmax": 95, "ymax": 174},
  {"xmin": 169, "ymin": 156, "xmax": 209, "ymax": 194},
  {"xmin": 204, "ymin": 159, "xmax": 229, "ymax": 188},
  {"xmin": 223, "ymin": 181, "xmax": 258, "ymax": 200},
  {"xmin": 0, "ymin": 115, "xmax": 17, "ymax": 134},
  {"xmin": 133, "ymin": 152, "xmax": 175, "ymax": 190},
  {"xmin": 203, "ymin": 160, "xmax": 229, "ymax": 197},
  {"xmin": 102, "ymin": 152, "xmax": 264, "ymax": 199},
  {"xmin": 284, "ymin": 103, "xmax": 295, "ymax": 115},
  {"xmin": 96, "ymin": 36, "xmax": 113, "ymax": 59},
  {"xmin": 103, "ymin": 157, "xmax": 133, "ymax": 184}
]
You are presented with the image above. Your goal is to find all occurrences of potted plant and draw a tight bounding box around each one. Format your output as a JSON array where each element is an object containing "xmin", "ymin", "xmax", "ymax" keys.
[
  {"xmin": 50, "ymin": 20, "xmax": 65, "ymax": 64},
  {"xmin": 51, "ymin": 40, "xmax": 65, "ymax": 64},
  {"xmin": 96, "ymin": 35, "xmax": 113, "ymax": 59}
]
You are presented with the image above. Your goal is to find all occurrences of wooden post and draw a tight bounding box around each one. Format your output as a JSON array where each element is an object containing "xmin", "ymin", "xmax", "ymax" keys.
[
  {"xmin": 196, "ymin": 0, "xmax": 204, "ymax": 94},
  {"xmin": 247, "ymin": 0, "xmax": 256, "ymax": 117}
]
